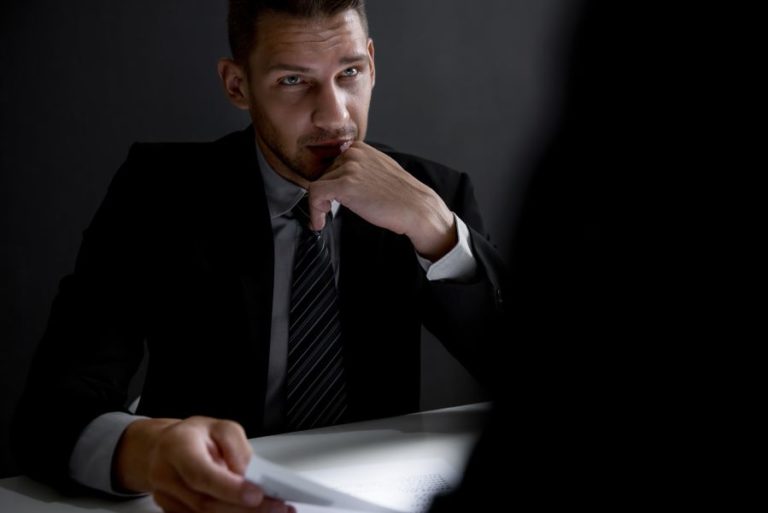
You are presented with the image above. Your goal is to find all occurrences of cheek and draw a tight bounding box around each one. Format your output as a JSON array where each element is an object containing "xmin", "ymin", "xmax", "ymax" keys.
[
  {"xmin": 257, "ymin": 101, "xmax": 307, "ymax": 141},
  {"xmin": 274, "ymin": 97, "xmax": 315, "ymax": 127},
  {"xmin": 348, "ymin": 90, "xmax": 372, "ymax": 130}
]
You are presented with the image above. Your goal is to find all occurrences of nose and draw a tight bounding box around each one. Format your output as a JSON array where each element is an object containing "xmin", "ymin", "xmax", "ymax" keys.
[{"xmin": 311, "ymin": 84, "xmax": 350, "ymax": 133}]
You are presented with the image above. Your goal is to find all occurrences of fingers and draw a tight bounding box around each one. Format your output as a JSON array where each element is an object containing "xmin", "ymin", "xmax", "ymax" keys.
[
  {"xmin": 210, "ymin": 420, "xmax": 253, "ymax": 475},
  {"xmin": 305, "ymin": 141, "xmax": 370, "ymax": 229},
  {"xmin": 307, "ymin": 195, "xmax": 334, "ymax": 231},
  {"xmin": 307, "ymin": 140, "xmax": 429, "ymax": 237},
  {"xmin": 259, "ymin": 498, "xmax": 296, "ymax": 513},
  {"xmin": 149, "ymin": 417, "xmax": 270, "ymax": 511},
  {"xmin": 172, "ymin": 437, "xmax": 252, "ymax": 506},
  {"xmin": 160, "ymin": 456, "xmax": 253, "ymax": 509}
]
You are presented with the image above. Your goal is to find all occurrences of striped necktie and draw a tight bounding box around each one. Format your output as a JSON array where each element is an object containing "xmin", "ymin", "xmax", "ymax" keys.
[{"xmin": 285, "ymin": 195, "xmax": 348, "ymax": 431}]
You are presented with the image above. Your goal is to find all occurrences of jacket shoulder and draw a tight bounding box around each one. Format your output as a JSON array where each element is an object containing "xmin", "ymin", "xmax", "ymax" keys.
[
  {"xmin": 125, "ymin": 129, "xmax": 246, "ymax": 168},
  {"xmin": 111, "ymin": 127, "xmax": 254, "ymax": 191}
]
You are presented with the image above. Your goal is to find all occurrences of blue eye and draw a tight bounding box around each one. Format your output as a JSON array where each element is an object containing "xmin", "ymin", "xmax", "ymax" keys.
[
  {"xmin": 279, "ymin": 75, "xmax": 303, "ymax": 86},
  {"xmin": 340, "ymin": 67, "xmax": 359, "ymax": 78}
]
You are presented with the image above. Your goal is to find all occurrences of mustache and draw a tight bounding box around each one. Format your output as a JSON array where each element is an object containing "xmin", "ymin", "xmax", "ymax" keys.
[{"xmin": 299, "ymin": 128, "xmax": 357, "ymax": 146}]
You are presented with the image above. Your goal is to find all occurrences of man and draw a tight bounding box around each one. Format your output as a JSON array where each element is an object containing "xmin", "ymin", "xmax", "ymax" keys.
[{"xmin": 13, "ymin": 1, "xmax": 504, "ymax": 512}]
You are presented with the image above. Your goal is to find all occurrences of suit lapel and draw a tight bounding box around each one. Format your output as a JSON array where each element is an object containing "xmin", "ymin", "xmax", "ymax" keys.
[
  {"xmin": 338, "ymin": 206, "xmax": 385, "ymax": 316},
  {"xmin": 209, "ymin": 127, "xmax": 274, "ymax": 433},
  {"xmin": 338, "ymin": 208, "xmax": 387, "ymax": 415}
]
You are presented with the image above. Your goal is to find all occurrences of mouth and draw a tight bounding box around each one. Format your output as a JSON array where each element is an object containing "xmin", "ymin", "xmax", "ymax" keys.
[{"xmin": 306, "ymin": 140, "xmax": 353, "ymax": 160}]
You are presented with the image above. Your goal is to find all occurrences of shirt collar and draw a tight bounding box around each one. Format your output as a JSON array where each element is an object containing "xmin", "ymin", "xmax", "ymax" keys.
[{"xmin": 256, "ymin": 142, "xmax": 340, "ymax": 220}]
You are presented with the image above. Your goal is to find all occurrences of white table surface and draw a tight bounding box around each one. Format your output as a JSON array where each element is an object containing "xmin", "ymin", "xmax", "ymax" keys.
[{"xmin": 0, "ymin": 403, "xmax": 488, "ymax": 513}]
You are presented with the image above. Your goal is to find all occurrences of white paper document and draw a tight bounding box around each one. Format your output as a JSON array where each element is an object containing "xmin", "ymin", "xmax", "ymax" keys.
[{"xmin": 246, "ymin": 454, "xmax": 459, "ymax": 513}]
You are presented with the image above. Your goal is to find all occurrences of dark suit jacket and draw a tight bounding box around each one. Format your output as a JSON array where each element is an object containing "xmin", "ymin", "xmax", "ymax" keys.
[{"xmin": 13, "ymin": 126, "xmax": 504, "ymax": 490}]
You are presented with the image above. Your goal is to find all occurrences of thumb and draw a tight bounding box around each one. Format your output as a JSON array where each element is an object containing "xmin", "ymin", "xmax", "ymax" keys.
[{"xmin": 307, "ymin": 188, "xmax": 334, "ymax": 231}]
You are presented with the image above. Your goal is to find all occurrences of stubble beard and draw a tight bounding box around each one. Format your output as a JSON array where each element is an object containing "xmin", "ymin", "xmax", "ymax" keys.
[{"xmin": 256, "ymin": 116, "xmax": 358, "ymax": 182}]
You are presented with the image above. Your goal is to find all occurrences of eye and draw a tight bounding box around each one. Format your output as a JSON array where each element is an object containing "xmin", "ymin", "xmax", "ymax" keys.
[
  {"xmin": 278, "ymin": 75, "xmax": 304, "ymax": 86},
  {"xmin": 340, "ymin": 67, "xmax": 360, "ymax": 78}
]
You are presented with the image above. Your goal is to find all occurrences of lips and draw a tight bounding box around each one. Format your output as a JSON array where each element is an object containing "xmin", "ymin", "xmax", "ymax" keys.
[{"xmin": 306, "ymin": 140, "xmax": 352, "ymax": 160}]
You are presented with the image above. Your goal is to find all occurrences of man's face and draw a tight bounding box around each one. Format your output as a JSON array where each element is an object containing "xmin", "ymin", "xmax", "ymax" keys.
[{"xmin": 244, "ymin": 10, "xmax": 375, "ymax": 183}]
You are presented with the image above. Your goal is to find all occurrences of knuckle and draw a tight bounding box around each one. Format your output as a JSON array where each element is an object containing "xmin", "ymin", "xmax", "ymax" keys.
[
  {"xmin": 347, "ymin": 160, "xmax": 362, "ymax": 173},
  {"xmin": 218, "ymin": 419, "xmax": 245, "ymax": 437},
  {"xmin": 186, "ymin": 415, "xmax": 210, "ymax": 425}
]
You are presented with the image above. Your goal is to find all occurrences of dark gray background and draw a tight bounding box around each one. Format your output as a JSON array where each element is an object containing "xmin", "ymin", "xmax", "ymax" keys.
[{"xmin": 0, "ymin": 0, "xmax": 575, "ymax": 477}]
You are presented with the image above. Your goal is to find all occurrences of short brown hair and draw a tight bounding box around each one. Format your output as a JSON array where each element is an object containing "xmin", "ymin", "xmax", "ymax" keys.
[{"xmin": 227, "ymin": 0, "xmax": 369, "ymax": 64}]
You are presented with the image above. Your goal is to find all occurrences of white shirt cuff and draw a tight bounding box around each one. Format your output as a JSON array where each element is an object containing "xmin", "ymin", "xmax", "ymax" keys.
[
  {"xmin": 69, "ymin": 412, "xmax": 148, "ymax": 496},
  {"xmin": 417, "ymin": 213, "xmax": 477, "ymax": 282}
]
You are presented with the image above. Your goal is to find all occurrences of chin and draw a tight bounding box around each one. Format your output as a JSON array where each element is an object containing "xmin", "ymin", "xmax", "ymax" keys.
[{"xmin": 295, "ymin": 158, "xmax": 333, "ymax": 182}]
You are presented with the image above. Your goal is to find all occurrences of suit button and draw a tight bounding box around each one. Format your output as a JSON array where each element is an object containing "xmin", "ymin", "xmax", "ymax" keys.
[{"xmin": 495, "ymin": 288, "xmax": 503, "ymax": 304}]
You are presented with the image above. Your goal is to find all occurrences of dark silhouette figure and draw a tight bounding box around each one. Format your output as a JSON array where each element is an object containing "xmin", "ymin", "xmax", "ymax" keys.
[{"xmin": 429, "ymin": 1, "xmax": 735, "ymax": 509}]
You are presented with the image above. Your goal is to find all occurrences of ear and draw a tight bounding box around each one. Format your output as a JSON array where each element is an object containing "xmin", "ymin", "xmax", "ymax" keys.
[
  {"xmin": 367, "ymin": 38, "xmax": 376, "ymax": 89},
  {"xmin": 217, "ymin": 58, "xmax": 250, "ymax": 110}
]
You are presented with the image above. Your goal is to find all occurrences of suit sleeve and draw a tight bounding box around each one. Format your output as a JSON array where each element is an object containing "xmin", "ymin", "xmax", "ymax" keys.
[
  {"xmin": 12, "ymin": 144, "xmax": 153, "ymax": 492},
  {"xmin": 417, "ymin": 168, "xmax": 507, "ymax": 391}
]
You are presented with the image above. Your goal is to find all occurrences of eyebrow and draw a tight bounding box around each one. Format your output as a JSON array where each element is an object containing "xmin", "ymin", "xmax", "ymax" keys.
[
  {"xmin": 267, "ymin": 63, "xmax": 313, "ymax": 73},
  {"xmin": 267, "ymin": 53, "xmax": 369, "ymax": 74},
  {"xmin": 339, "ymin": 53, "xmax": 369, "ymax": 66}
]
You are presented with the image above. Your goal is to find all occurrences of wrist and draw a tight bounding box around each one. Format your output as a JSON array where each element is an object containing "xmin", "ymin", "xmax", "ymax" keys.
[
  {"xmin": 407, "ymin": 193, "xmax": 457, "ymax": 261},
  {"xmin": 113, "ymin": 417, "xmax": 179, "ymax": 493}
]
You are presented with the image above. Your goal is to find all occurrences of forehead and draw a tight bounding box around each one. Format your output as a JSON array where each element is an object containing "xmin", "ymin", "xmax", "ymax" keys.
[{"xmin": 252, "ymin": 10, "xmax": 368, "ymax": 66}]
